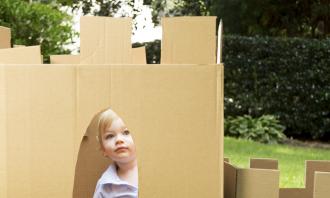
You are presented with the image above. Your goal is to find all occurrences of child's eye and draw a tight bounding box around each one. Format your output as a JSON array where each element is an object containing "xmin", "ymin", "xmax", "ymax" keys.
[
  {"xmin": 105, "ymin": 134, "xmax": 115, "ymax": 139},
  {"xmin": 123, "ymin": 130, "xmax": 130, "ymax": 135}
]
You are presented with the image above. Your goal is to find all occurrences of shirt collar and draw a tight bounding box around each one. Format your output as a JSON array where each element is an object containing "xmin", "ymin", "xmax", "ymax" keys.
[{"xmin": 99, "ymin": 164, "xmax": 138, "ymax": 189}]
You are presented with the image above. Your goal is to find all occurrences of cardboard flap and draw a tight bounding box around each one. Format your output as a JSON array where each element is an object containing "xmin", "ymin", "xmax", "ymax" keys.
[
  {"xmin": 80, "ymin": 16, "xmax": 133, "ymax": 64},
  {"xmin": 224, "ymin": 161, "xmax": 237, "ymax": 198},
  {"xmin": 250, "ymin": 158, "xmax": 278, "ymax": 169},
  {"xmin": 236, "ymin": 168, "xmax": 280, "ymax": 198},
  {"xmin": 50, "ymin": 55, "xmax": 80, "ymax": 64},
  {"xmin": 73, "ymin": 110, "xmax": 112, "ymax": 198},
  {"xmin": 0, "ymin": 26, "xmax": 11, "ymax": 49},
  {"xmin": 132, "ymin": 46, "xmax": 147, "ymax": 64},
  {"xmin": 305, "ymin": 160, "xmax": 330, "ymax": 198},
  {"xmin": 161, "ymin": 16, "xmax": 216, "ymax": 64},
  {"xmin": 0, "ymin": 46, "xmax": 42, "ymax": 64},
  {"xmin": 314, "ymin": 171, "xmax": 330, "ymax": 198},
  {"xmin": 279, "ymin": 188, "xmax": 308, "ymax": 198}
]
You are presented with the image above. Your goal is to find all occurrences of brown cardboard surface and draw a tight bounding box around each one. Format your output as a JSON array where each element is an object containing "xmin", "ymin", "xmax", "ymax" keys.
[
  {"xmin": 50, "ymin": 55, "xmax": 80, "ymax": 64},
  {"xmin": 161, "ymin": 17, "xmax": 216, "ymax": 64},
  {"xmin": 305, "ymin": 160, "xmax": 330, "ymax": 198},
  {"xmin": 80, "ymin": 16, "xmax": 133, "ymax": 64},
  {"xmin": 73, "ymin": 64, "xmax": 223, "ymax": 198},
  {"xmin": 0, "ymin": 66, "xmax": 7, "ymax": 197},
  {"xmin": 224, "ymin": 162, "xmax": 237, "ymax": 198},
  {"xmin": 250, "ymin": 158, "xmax": 278, "ymax": 169},
  {"xmin": 0, "ymin": 46, "xmax": 42, "ymax": 64},
  {"xmin": 0, "ymin": 64, "xmax": 224, "ymax": 198},
  {"xmin": 236, "ymin": 168, "xmax": 280, "ymax": 198},
  {"xmin": 279, "ymin": 188, "xmax": 307, "ymax": 198},
  {"xmin": 0, "ymin": 26, "xmax": 11, "ymax": 49},
  {"xmin": 314, "ymin": 172, "xmax": 330, "ymax": 198},
  {"xmin": 0, "ymin": 65, "xmax": 76, "ymax": 197},
  {"xmin": 132, "ymin": 46, "xmax": 147, "ymax": 64}
]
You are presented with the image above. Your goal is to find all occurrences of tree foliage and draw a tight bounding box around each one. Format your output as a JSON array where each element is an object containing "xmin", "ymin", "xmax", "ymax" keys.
[
  {"xmin": 0, "ymin": 0, "xmax": 76, "ymax": 62},
  {"xmin": 211, "ymin": 0, "xmax": 330, "ymax": 37},
  {"xmin": 149, "ymin": 0, "xmax": 330, "ymax": 38}
]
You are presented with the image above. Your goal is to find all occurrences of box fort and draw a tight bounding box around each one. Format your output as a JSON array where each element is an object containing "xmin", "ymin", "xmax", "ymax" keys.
[
  {"xmin": 0, "ymin": 16, "xmax": 224, "ymax": 198},
  {"xmin": 224, "ymin": 158, "xmax": 330, "ymax": 198}
]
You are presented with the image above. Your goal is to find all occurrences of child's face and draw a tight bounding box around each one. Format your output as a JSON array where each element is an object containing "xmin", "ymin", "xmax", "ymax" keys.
[{"xmin": 101, "ymin": 117, "xmax": 136, "ymax": 164}]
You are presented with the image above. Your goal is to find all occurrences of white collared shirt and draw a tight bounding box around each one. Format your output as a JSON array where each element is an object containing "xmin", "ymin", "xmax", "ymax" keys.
[{"xmin": 93, "ymin": 164, "xmax": 138, "ymax": 198}]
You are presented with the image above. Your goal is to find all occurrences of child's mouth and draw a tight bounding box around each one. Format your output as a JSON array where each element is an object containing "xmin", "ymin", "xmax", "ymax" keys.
[{"xmin": 115, "ymin": 147, "xmax": 128, "ymax": 152}]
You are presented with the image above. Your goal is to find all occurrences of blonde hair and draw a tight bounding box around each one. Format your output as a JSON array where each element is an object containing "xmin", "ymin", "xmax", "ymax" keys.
[{"xmin": 97, "ymin": 108, "xmax": 120, "ymax": 147}]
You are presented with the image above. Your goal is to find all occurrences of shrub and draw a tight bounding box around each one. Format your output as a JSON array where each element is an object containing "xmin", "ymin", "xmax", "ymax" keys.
[
  {"xmin": 225, "ymin": 115, "xmax": 286, "ymax": 144},
  {"xmin": 223, "ymin": 35, "xmax": 330, "ymax": 140},
  {"xmin": 0, "ymin": 0, "xmax": 76, "ymax": 62}
]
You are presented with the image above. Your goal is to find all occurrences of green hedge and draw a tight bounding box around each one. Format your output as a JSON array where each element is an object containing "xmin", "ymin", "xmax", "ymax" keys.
[
  {"xmin": 138, "ymin": 36, "xmax": 330, "ymax": 140},
  {"xmin": 223, "ymin": 36, "xmax": 330, "ymax": 140}
]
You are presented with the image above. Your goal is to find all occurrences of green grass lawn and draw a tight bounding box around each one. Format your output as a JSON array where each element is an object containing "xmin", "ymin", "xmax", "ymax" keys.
[{"xmin": 224, "ymin": 137, "xmax": 330, "ymax": 188}]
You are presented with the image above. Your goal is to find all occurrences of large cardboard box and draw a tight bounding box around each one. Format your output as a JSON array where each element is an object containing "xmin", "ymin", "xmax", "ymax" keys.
[
  {"xmin": 161, "ymin": 16, "xmax": 216, "ymax": 64},
  {"xmin": 0, "ymin": 26, "xmax": 11, "ymax": 49},
  {"xmin": 0, "ymin": 64, "xmax": 224, "ymax": 198},
  {"xmin": 0, "ymin": 46, "xmax": 42, "ymax": 64}
]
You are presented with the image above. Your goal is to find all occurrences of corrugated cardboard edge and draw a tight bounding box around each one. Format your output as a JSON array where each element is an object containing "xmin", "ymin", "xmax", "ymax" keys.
[
  {"xmin": 217, "ymin": 64, "xmax": 224, "ymax": 198},
  {"xmin": 0, "ymin": 26, "xmax": 11, "ymax": 49},
  {"xmin": 0, "ymin": 65, "xmax": 7, "ymax": 197},
  {"xmin": 250, "ymin": 158, "xmax": 278, "ymax": 170},
  {"xmin": 314, "ymin": 171, "xmax": 330, "ymax": 198},
  {"xmin": 0, "ymin": 46, "xmax": 42, "ymax": 64},
  {"xmin": 50, "ymin": 55, "xmax": 80, "ymax": 64}
]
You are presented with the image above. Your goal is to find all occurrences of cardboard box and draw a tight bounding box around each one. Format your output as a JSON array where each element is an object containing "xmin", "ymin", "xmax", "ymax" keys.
[
  {"xmin": 314, "ymin": 171, "xmax": 330, "ymax": 198},
  {"xmin": 0, "ymin": 26, "xmax": 11, "ymax": 49},
  {"xmin": 279, "ymin": 188, "xmax": 307, "ymax": 198},
  {"xmin": 161, "ymin": 17, "xmax": 216, "ymax": 64},
  {"xmin": 50, "ymin": 47, "xmax": 145, "ymax": 64},
  {"xmin": 224, "ymin": 161, "xmax": 280, "ymax": 198},
  {"xmin": 250, "ymin": 158, "xmax": 278, "ymax": 170},
  {"xmin": 80, "ymin": 16, "xmax": 133, "ymax": 64},
  {"xmin": 305, "ymin": 160, "xmax": 330, "ymax": 198},
  {"xmin": 0, "ymin": 46, "xmax": 42, "ymax": 64},
  {"xmin": 1, "ymin": 64, "xmax": 224, "ymax": 198},
  {"xmin": 50, "ymin": 55, "xmax": 80, "ymax": 64}
]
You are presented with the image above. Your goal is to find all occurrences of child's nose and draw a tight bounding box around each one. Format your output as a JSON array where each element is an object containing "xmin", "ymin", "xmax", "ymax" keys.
[{"xmin": 115, "ymin": 135, "xmax": 124, "ymax": 144}]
